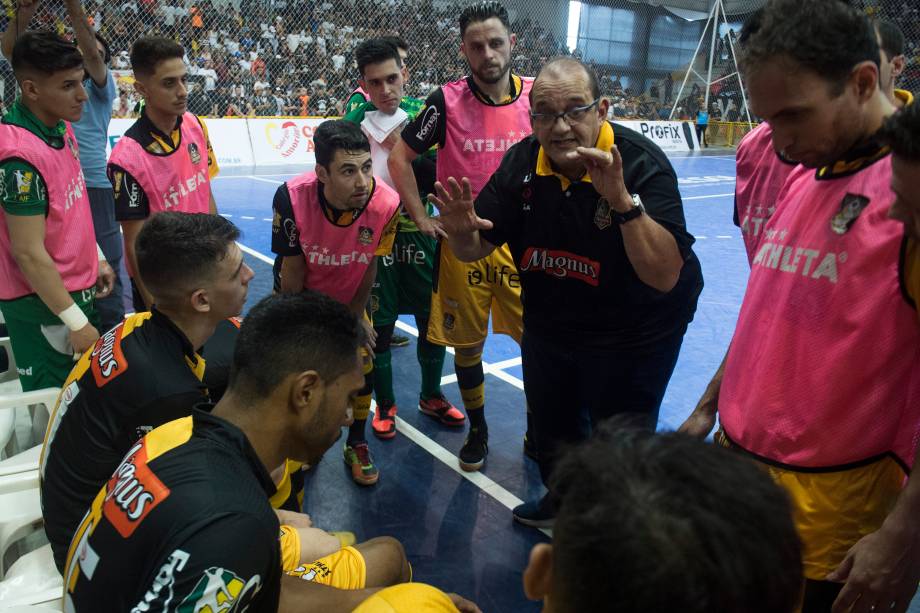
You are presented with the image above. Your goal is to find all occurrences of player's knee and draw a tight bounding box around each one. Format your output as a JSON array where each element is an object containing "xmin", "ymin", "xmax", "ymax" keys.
[
  {"xmin": 360, "ymin": 536, "xmax": 409, "ymax": 586},
  {"xmin": 455, "ymin": 344, "xmax": 484, "ymax": 358}
]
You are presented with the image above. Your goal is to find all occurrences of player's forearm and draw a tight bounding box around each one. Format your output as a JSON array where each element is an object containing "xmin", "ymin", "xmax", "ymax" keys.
[
  {"xmin": 208, "ymin": 192, "xmax": 218, "ymax": 214},
  {"xmin": 388, "ymin": 145, "xmax": 427, "ymax": 225},
  {"xmin": 348, "ymin": 259, "xmax": 377, "ymax": 317},
  {"xmin": 278, "ymin": 576, "xmax": 381, "ymax": 613},
  {"xmin": 280, "ymin": 256, "xmax": 306, "ymax": 293},
  {"xmin": 12, "ymin": 247, "xmax": 83, "ymax": 315},
  {"xmin": 886, "ymin": 445, "xmax": 920, "ymax": 528}
]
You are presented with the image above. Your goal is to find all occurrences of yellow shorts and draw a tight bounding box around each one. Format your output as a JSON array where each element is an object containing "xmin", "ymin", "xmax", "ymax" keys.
[
  {"xmin": 428, "ymin": 241, "xmax": 523, "ymax": 348},
  {"xmin": 279, "ymin": 525, "xmax": 302, "ymax": 572},
  {"xmin": 352, "ymin": 583, "xmax": 460, "ymax": 612},
  {"xmin": 269, "ymin": 459, "xmax": 305, "ymax": 510},
  {"xmin": 286, "ymin": 546, "xmax": 367, "ymax": 589},
  {"xmin": 717, "ymin": 431, "xmax": 905, "ymax": 580}
]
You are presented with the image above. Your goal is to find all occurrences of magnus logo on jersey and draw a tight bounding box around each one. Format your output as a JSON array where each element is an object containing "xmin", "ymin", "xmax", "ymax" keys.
[
  {"xmin": 91, "ymin": 325, "xmax": 129, "ymax": 387},
  {"xmin": 520, "ymin": 247, "xmax": 601, "ymax": 287},
  {"xmin": 103, "ymin": 440, "xmax": 171, "ymax": 538}
]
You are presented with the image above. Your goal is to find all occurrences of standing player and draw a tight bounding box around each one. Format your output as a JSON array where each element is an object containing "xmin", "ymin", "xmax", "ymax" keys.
[
  {"xmin": 389, "ymin": 2, "xmax": 532, "ymax": 471},
  {"xmin": 107, "ymin": 37, "xmax": 220, "ymax": 312},
  {"xmin": 874, "ymin": 19, "xmax": 910, "ymax": 109},
  {"xmin": 0, "ymin": 31, "xmax": 115, "ymax": 392},
  {"xmin": 679, "ymin": 2, "xmax": 920, "ymax": 610},
  {"xmin": 343, "ymin": 39, "xmax": 462, "ymax": 440},
  {"xmin": 272, "ymin": 120, "xmax": 399, "ymax": 485},
  {"xmin": 344, "ymin": 35, "xmax": 409, "ymax": 117}
]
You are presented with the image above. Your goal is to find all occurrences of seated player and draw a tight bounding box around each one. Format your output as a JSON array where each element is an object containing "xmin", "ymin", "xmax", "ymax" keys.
[
  {"xmin": 272, "ymin": 120, "xmax": 400, "ymax": 486},
  {"xmin": 40, "ymin": 213, "xmax": 325, "ymax": 574},
  {"xmin": 63, "ymin": 292, "xmax": 412, "ymax": 611}
]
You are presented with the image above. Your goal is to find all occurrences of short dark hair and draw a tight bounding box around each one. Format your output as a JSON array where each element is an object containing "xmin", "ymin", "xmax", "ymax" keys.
[
  {"xmin": 135, "ymin": 212, "xmax": 240, "ymax": 301},
  {"xmin": 874, "ymin": 19, "xmax": 905, "ymax": 59},
  {"xmin": 740, "ymin": 0, "xmax": 879, "ymax": 95},
  {"xmin": 229, "ymin": 292, "xmax": 365, "ymax": 400},
  {"xmin": 459, "ymin": 1, "xmax": 511, "ymax": 39},
  {"xmin": 355, "ymin": 39, "xmax": 402, "ymax": 77},
  {"xmin": 10, "ymin": 31, "xmax": 83, "ymax": 78},
  {"xmin": 314, "ymin": 120, "xmax": 369, "ymax": 168},
  {"xmin": 380, "ymin": 35, "xmax": 409, "ymax": 54},
  {"xmin": 879, "ymin": 103, "xmax": 920, "ymax": 162},
  {"xmin": 130, "ymin": 36, "xmax": 184, "ymax": 78},
  {"xmin": 534, "ymin": 57, "xmax": 600, "ymax": 101},
  {"xmin": 550, "ymin": 423, "xmax": 803, "ymax": 613}
]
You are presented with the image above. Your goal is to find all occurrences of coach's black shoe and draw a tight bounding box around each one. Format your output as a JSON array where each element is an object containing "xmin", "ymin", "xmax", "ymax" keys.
[
  {"xmin": 523, "ymin": 431, "xmax": 538, "ymax": 461},
  {"xmin": 513, "ymin": 494, "xmax": 555, "ymax": 529},
  {"xmin": 459, "ymin": 426, "xmax": 488, "ymax": 472}
]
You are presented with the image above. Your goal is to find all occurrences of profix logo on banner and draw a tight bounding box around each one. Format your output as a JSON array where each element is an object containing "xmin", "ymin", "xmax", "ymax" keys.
[
  {"xmin": 614, "ymin": 121, "xmax": 699, "ymax": 153},
  {"xmin": 265, "ymin": 121, "xmax": 302, "ymax": 158}
]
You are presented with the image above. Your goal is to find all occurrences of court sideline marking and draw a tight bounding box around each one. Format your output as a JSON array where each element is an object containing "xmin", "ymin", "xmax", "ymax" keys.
[{"xmin": 236, "ymin": 241, "xmax": 549, "ymax": 536}]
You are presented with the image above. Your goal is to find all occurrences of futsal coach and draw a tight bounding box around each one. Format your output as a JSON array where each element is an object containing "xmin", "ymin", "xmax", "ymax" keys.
[{"xmin": 430, "ymin": 56, "xmax": 703, "ymax": 527}]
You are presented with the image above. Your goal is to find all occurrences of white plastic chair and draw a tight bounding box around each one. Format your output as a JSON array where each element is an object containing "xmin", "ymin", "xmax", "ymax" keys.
[
  {"xmin": 0, "ymin": 389, "xmax": 59, "ymax": 459},
  {"xmin": 0, "ymin": 337, "xmax": 18, "ymax": 385},
  {"xmin": 0, "ymin": 446, "xmax": 41, "ymax": 495},
  {"xmin": 0, "ymin": 488, "xmax": 42, "ymax": 579},
  {"xmin": 0, "ymin": 543, "xmax": 62, "ymax": 610}
]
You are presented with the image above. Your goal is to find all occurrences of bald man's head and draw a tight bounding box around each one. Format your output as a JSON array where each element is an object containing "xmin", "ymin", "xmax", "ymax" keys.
[{"xmin": 531, "ymin": 57, "xmax": 600, "ymax": 104}]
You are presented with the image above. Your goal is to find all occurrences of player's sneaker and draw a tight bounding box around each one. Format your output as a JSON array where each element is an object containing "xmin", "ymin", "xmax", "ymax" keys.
[
  {"xmin": 372, "ymin": 402, "xmax": 397, "ymax": 439},
  {"xmin": 390, "ymin": 334, "xmax": 411, "ymax": 347},
  {"xmin": 343, "ymin": 442, "xmax": 379, "ymax": 485},
  {"xmin": 419, "ymin": 395, "xmax": 465, "ymax": 426},
  {"xmin": 459, "ymin": 426, "xmax": 488, "ymax": 472}
]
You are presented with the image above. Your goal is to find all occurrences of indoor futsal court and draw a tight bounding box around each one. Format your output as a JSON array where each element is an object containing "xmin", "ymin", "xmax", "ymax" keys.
[{"xmin": 210, "ymin": 151, "xmax": 920, "ymax": 613}]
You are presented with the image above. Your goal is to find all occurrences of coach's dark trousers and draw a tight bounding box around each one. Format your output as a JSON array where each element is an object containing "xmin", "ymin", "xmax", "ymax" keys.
[{"xmin": 522, "ymin": 330, "xmax": 684, "ymax": 487}]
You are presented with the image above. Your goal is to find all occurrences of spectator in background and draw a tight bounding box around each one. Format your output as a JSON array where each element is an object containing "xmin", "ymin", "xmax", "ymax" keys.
[
  {"xmin": 696, "ymin": 99, "xmax": 709, "ymax": 147},
  {"xmin": 874, "ymin": 19, "xmax": 909, "ymax": 108}
]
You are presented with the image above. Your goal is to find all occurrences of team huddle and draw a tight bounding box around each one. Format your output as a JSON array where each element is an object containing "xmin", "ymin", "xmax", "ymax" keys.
[{"xmin": 1, "ymin": 0, "xmax": 919, "ymax": 610}]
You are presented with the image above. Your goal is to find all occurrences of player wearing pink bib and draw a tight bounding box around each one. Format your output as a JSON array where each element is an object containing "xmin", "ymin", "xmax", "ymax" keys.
[
  {"xmin": 389, "ymin": 2, "xmax": 534, "ymax": 472},
  {"xmin": 107, "ymin": 37, "xmax": 220, "ymax": 311},
  {"xmin": 0, "ymin": 32, "xmax": 114, "ymax": 391},
  {"xmin": 679, "ymin": 3, "xmax": 920, "ymax": 611},
  {"xmin": 272, "ymin": 120, "xmax": 399, "ymax": 486}
]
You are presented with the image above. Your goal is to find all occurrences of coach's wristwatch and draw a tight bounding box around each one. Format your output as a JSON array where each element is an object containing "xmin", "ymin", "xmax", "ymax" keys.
[{"xmin": 613, "ymin": 194, "xmax": 645, "ymax": 225}]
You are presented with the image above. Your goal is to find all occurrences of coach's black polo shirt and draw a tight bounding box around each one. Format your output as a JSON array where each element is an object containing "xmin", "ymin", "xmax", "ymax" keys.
[
  {"xmin": 477, "ymin": 121, "xmax": 703, "ymax": 350},
  {"xmin": 62, "ymin": 410, "xmax": 281, "ymax": 612}
]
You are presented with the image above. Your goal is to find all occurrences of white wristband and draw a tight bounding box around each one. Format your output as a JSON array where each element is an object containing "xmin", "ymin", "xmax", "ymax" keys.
[
  {"xmin": 58, "ymin": 302, "xmax": 89, "ymax": 332},
  {"xmin": 96, "ymin": 243, "xmax": 106, "ymax": 261}
]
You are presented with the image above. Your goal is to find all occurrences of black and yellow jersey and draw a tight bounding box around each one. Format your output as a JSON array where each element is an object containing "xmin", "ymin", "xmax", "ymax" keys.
[
  {"xmin": 39, "ymin": 310, "xmax": 237, "ymax": 572},
  {"xmin": 62, "ymin": 411, "xmax": 282, "ymax": 612}
]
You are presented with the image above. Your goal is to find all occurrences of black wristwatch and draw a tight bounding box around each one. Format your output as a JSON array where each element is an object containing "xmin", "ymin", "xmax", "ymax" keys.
[{"xmin": 613, "ymin": 194, "xmax": 645, "ymax": 225}]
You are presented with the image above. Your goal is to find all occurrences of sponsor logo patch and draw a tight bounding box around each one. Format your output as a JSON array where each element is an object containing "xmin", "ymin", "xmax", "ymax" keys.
[
  {"xmin": 179, "ymin": 567, "xmax": 262, "ymax": 612},
  {"xmin": 102, "ymin": 440, "xmax": 171, "ymax": 538},
  {"xmin": 520, "ymin": 247, "xmax": 601, "ymax": 286},
  {"xmin": 91, "ymin": 325, "xmax": 129, "ymax": 387},
  {"xmin": 188, "ymin": 142, "xmax": 202, "ymax": 165},
  {"xmin": 830, "ymin": 193, "xmax": 869, "ymax": 235},
  {"xmin": 358, "ymin": 226, "xmax": 374, "ymax": 246}
]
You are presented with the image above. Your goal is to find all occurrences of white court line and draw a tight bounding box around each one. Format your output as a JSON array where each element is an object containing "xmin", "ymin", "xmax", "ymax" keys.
[
  {"xmin": 716, "ymin": 235, "xmax": 732, "ymax": 239},
  {"xmin": 372, "ymin": 400, "xmax": 550, "ymax": 538},
  {"xmin": 241, "ymin": 216, "xmax": 255, "ymax": 220},
  {"xmin": 238, "ymin": 241, "xmax": 547, "ymax": 532},
  {"xmin": 683, "ymin": 193, "xmax": 734, "ymax": 200}
]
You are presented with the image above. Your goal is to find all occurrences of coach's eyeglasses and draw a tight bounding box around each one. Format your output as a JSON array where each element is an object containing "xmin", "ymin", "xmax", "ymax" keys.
[{"xmin": 530, "ymin": 99, "xmax": 600, "ymax": 126}]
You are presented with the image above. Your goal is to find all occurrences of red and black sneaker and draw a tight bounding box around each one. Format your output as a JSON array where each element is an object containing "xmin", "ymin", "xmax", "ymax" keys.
[
  {"xmin": 372, "ymin": 402, "xmax": 397, "ymax": 439},
  {"xmin": 419, "ymin": 395, "xmax": 465, "ymax": 427}
]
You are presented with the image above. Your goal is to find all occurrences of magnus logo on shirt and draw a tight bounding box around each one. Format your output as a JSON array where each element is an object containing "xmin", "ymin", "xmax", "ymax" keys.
[
  {"xmin": 520, "ymin": 247, "xmax": 600, "ymax": 286},
  {"xmin": 160, "ymin": 170, "xmax": 208, "ymax": 209},
  {"xmin": 752, "ymin": 228, "xmax": 843, "ymax": 283},
  {"xmin": 462, "ymin": 131, "xmax": 528, "ymax": 154},
  {"xmin": 91, "ymin": 325, "xmax": 129, "ymax": 387},
  {"xmin": 103, "ymin": 440, "xmax": 171, "ymax": 538}
]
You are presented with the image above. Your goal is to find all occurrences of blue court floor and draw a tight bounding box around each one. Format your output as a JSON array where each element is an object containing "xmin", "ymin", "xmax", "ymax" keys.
[{"xmin": 210, "ymin": 154, "xmax": 920, "ymax": 612}]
